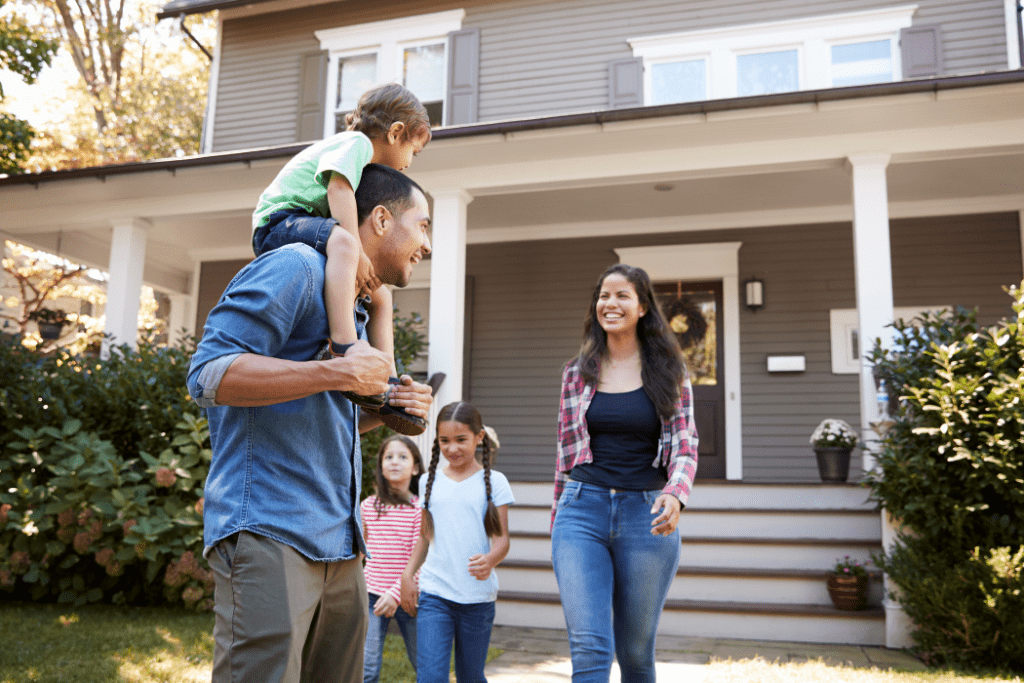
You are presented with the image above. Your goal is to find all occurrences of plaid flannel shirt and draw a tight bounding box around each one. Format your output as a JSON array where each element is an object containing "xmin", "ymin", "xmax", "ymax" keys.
[{"xmin": 552, "ymin": 358, "xmax": 699, "ymax": 530}]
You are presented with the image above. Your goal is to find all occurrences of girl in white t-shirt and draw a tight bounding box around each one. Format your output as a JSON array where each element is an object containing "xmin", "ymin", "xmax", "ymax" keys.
[
  {"xmin": 400, "ymin": 402, "xmax": 514, "ymax": 683},
  {"xmin": 360, "ymin": 435, "xmax": 424, "ymax": 683}
]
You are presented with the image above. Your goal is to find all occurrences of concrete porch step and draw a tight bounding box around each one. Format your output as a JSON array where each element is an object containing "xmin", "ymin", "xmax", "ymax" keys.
[
  {"xmin": 494, "ymin": 591, "xmax": 886, "ymax": 646},
  {"xmin": 499, "ymin": 560, "xmax": 884, "ymax": 607}
]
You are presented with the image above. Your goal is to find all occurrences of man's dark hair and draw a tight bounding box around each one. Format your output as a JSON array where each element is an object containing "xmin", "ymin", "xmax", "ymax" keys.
[{"xmin": 354, "ymin": 163, "xmax": 424, "ymax": 225}]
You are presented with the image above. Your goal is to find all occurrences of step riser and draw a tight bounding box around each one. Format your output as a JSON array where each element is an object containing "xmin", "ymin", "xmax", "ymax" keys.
[
  {"xmin": 499, "ymin": 568, "xmax": 884, "ymax": 607},
  {"xmin": 508, "ymin": 509, "xmax": 882, "ymax": 541},
  {"xmin": 505, "ymin": 538, "xmax": 880, "ymax": 572},
  {"xmin": 510, "ymin": 483, "xmax": 876, "ymax": 510},
  {"xmin": 494, "ymin": 601, "xmax": 885, "ymax": 646}
]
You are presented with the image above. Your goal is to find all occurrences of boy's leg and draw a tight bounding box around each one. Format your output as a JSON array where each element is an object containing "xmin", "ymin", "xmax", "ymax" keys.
[
  {"xmin": 208, "ymin": 531, "xmax": 324, "ymax": 683},
  {"xmin": 451, "ymin": 600, "xmax": 495, "ymax": 683},
  {"xmin": 361, "ymin": 593, "xmax": 389, "ymax": 683},
  {"xmin": 302, "ymin": 556, "xmax": 367, "ymax": 683},
  {"xmin": 415, "ymin": 592, "xmax": 456, "ymax": 683}
]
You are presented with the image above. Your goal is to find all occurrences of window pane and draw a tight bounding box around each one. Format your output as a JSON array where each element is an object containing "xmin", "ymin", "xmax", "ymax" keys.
[
  {"xmin": 337, "ymin": 54, "xmax": 376, "ymax": 112},
  {"xmin": 831, "ymin": 39, "xmax": 893, "ymax": 87},
  {"xmin": 651, "ymin": 59, "xmax": 706, "ymax": 104},
  {"xmin": 737, "ymin": 49, "xmax": 798, "ymax": 96},
  {"xmin": 404, "ymin": 44, "xmax": 445, "ymax": 103}
]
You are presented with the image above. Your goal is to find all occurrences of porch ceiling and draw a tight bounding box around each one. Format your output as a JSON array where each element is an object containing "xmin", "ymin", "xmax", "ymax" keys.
[{"xmin": 1, "ymin": 81, "xmax": 1021, "ymax": 293}]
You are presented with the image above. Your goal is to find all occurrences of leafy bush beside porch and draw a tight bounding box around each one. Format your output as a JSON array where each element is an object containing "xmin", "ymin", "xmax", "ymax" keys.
[{"xmin": 867, "ymin": 287, "xmax": 1024, "ymax": 673}]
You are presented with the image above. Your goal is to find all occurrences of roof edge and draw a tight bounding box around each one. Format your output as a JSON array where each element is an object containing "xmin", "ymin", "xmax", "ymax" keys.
[{"xmin": 3, "ymin": 69, "xmax": 1023, "ymax": 188}]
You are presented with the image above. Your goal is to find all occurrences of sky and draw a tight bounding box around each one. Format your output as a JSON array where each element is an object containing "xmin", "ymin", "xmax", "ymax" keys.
[{"xmin": 0, "ymin": 54, "xmax": 77, "ymax": 128}]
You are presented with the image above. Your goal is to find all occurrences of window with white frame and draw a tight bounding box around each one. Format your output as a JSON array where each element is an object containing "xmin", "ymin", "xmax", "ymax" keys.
[
  {"xmin": 315, "ymin": 9, "xmax": 464, "ymax": 136},
  {"xmin": 630, "ymin": 5, "xmax": 916, "ymax": 105}
]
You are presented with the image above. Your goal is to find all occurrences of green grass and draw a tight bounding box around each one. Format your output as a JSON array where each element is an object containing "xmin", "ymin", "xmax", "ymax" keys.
[{"xmin": 0, "ymin": 602, "xmax": 500, "ymax": 683}]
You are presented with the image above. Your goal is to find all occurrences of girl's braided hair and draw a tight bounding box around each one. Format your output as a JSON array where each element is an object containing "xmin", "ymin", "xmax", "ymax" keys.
[
  {"xmin": 372, "ymin": 435, "xmax": 424, "ymax": 519},
  {"xmin": 345, "ymin": 83, "xmax": 432, "ymax": 144},
  {"xmin": 421, "ymin": 401, "xmax": 502, "ymax": 541}
]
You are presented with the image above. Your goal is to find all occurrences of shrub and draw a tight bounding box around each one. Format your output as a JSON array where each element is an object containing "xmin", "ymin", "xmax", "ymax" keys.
[{"xmin": 867, "ymin": 287, "xmax": 1024, "ymax": 672}]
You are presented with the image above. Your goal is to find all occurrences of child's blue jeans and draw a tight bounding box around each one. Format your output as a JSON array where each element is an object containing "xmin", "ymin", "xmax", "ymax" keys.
[
  {"xmin": 362, "ymin": 591, "xmax": 416, "ymax": 683},
  {"xmin": 551, "ymin": 480, "xmax": 681, "ymax": 683},
  {"xmin": 415, "ymin": 591, "xmax": 495, "ymax": 683},
  {"xmin": 253, "ymin": 209, "xmax": 336, "ymax": 257}
]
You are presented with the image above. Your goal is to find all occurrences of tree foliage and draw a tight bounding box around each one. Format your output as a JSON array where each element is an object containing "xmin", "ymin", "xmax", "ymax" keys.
[
  {"xmin": 0, "ymin": 0, "xmax": 58, "ymax": 173},
  {"xmin": 15, "ymin": 0, "xmax": 211, "ymax": 170},
  {"xmin": 867, "ymin": 289, "xmax": 1024, "ymax": 672}
]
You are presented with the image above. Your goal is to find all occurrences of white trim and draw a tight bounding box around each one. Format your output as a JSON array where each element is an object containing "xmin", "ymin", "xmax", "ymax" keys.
[
  {"xmin": 203, "ymin": 16, "xmax": 223, "ymax": 154},
  {"xmin": 829, "ymin": 306, "xmax": 951, "ymax": 374},
  {"xmin": 316, "ymin": 9, "xmax": 464, "ymax": 135},
  {"xmin": 629, "ymin": 5, "xmax": 916, "ymax": 102},
  {"xmin": 613, "ymin": 242, "xmax": 743, "ymax": 481},
  {"xmin": 465, "ymin": 193, "xmax": 1024, "ymax": 245},
  {"xmin": 1006, "ymin": 0, "xmax": 1022, "ymax": 70}
]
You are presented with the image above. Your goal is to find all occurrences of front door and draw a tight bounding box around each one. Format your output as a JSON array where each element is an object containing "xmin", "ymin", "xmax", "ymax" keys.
[{"xmin": 654, "ymin": 281, "xmax": 725, "ymax": 479}]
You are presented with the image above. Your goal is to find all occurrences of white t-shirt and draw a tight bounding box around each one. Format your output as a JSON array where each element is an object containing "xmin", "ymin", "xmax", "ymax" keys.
[{"xmin": 418, "ymin": 468, "xmax": 515, "ymax": 604}]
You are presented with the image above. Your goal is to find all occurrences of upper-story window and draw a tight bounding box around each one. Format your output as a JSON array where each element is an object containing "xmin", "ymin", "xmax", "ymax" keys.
[
  {"xmin": 316, "ymin": 9, "xmax": 464, "ymax": 135},
  {"xmin": 630, "ymin": 5, "xmax": 916, "ymax": 105}
]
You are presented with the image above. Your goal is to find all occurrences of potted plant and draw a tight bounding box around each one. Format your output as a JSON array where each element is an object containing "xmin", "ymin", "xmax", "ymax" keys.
[
  {"xmin": 28, "ymin": 307, "xmax": 69, "ymax": 341},
  {"xmin": 826, "ymin": 555, "xmax": 870, "ymax": 610},
  {"xmin": 809, "ymin": 418, "xmax": 858, "ymax": 483}
]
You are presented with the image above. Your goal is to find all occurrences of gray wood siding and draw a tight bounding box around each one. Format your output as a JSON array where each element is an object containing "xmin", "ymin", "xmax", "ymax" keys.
[
  {"xmin": 195, "ymin": 259, "xmax": 252, "ymax": 336},
  {"xmin": 467, "ymin": 212, "xmax": 1021, "ymax": 483},
  {"xmin": 211, "ymin": 0, "xmax": 1009, "ymax": 151}
]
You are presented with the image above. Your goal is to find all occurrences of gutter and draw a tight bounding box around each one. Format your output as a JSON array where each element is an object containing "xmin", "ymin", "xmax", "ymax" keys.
[{"xmin": 3, "ymin": 69, "xmax": 1024, "ymax": 188}]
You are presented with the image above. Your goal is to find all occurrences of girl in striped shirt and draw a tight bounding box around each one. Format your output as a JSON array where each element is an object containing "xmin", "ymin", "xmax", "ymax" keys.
[{"xmin": 360, "ymin": 435, "xmax": 424, "ymax": 683}]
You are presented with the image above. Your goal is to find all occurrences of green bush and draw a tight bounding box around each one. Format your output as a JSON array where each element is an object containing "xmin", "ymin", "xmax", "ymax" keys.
[{"xmin": 867, "ymin": 287, "xmax": 1024, "ymax": 672}]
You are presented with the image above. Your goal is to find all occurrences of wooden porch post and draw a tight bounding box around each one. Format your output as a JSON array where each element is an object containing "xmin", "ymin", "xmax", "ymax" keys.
[
  {"xmin": 426, "ymin": 188, "xmax": 473, "ymax": 412},
  {"xmin": 102, "ymin": 218, "xmax": 149, "ymax": 358}
]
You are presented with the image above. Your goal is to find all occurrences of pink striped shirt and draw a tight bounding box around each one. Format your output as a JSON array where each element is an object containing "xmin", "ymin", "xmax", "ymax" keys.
[{"xmin": 360, "ymin": 495, "xmax": 422, "ymax": 602}]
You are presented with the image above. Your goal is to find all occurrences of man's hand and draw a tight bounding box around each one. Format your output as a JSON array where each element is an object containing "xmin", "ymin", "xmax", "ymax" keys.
[
  {"xmin": 356, "ymin": 251, "xmax": 381, "ymax": 299},
  {"xmin": 327, "ymin": 340, "xmax": 390, "ymax": 397},
  {"xmin": 387, "ymin": 375, "xmax": 433, "ymax": 419}
]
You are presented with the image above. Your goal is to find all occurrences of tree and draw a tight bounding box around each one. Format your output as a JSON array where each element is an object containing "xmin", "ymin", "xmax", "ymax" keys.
[
  {"xmin": 15, "ymin": 0, "xmax": 211, "ymax": 170},
  {"xmin": 0, "ymin": 0, "xmax": 58, "ymax": 173}
]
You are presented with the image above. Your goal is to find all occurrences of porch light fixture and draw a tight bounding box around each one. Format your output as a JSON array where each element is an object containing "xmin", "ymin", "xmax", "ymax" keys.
[{"xmin": 745, "ymin": 277, "xmax": 765, "ymax": 312}]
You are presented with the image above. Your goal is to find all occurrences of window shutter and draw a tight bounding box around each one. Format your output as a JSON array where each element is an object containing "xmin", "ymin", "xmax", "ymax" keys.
[
  {"xmin": 297, "ymin": 51, "xmax": 328, "ymax": 141},
  {"xmin": 446, "ymin": 28, "xmax": 480, "ymax": 125},
  {"xmin": 608, "ymin": 57, "xmax": 644, "ymax": 109},
  {"xmin": 900, "ymin": 25, "xmax": 944, "ymax": 79}
]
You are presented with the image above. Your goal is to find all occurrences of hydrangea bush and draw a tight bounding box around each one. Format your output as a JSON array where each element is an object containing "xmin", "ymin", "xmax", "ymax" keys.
[{"xmin": 809, "ymin": 418, "xmax": 859, "ymax": 450}]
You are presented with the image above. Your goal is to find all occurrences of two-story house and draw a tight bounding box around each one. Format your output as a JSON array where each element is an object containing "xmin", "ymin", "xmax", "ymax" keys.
[{"xmin": 2, "ymin": 0, "xmax": 1022, "ymax": 648}]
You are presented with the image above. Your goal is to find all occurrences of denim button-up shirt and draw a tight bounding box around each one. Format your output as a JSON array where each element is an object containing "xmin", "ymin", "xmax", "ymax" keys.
[{"xmin": 186, "ymin": 244, "xmax": 366, "ymax": 562}]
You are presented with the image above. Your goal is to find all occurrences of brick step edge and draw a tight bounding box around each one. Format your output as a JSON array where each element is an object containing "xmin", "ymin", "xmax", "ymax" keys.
[
  {"xmin": 497, "ymin": 591, "xmax": 885, "ymax": 619},
  {"xmin": 502, "ymin": 559, "xmax": 883, "ymax": 580}
]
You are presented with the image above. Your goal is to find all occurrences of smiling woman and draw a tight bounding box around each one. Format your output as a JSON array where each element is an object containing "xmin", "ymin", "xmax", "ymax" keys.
[{"xmin": 551, "ymin": 263, "xmax": 700, "ymax": 683}]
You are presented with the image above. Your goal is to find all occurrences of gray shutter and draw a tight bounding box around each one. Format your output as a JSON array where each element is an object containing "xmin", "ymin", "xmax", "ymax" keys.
[
  {"xmin": 900, "ymin": 25, "xmax": 944, "ymax": 79},
  {"xmin": 297, "ymin": 51, "xmax": 328, "ymax": 141},
  {"xmin": 446, "ymin": 28, "xmax": 480, "ymax": 126},
  {"xmin": 608, "ymin": 57, "xmax": 644, "ymax": 109}
]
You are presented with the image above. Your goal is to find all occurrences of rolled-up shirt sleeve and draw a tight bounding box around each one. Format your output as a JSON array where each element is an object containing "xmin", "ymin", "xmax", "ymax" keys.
[{"xmin": 186, "ymin": 247, "xmax": 317, "ymax": 407}]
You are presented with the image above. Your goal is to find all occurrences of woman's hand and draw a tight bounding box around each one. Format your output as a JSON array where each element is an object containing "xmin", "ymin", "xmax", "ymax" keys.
[
  {"xmin": 650, "ymin": 494, "xmax": 681, "ymax": 536},
  {"xmin": 468, "ymin": 553, "xmax": 498, "ymax": 581},
  {"xmin": 373, "ymin": 593, "xmax": 399, "ymax": 618}
]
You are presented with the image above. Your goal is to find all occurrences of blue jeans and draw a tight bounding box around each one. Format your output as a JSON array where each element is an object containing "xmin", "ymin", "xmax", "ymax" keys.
[
  {"xmin": 551, "ymin": 480, "xmax": 681, "ymax": 683},
  {"xmin": 363, "ymin": 592, "xmax": 416, "ymax": 683},
  {"xmin": 253, "ymin": 209, "xmax": 336, "ymax": 257},
  {"xmin": 416, "ymin": 592, "xmax": 495, "ymax": 683}
]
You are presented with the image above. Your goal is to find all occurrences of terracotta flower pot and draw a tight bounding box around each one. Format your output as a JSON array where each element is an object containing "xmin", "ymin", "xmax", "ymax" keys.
[
  {"xmin": 814, "ymin": 446, "xmax": 851, "ymax": 483},
  {"xmin": 827, "ymin": 572, "xmax": 869, "ymax": 610}
]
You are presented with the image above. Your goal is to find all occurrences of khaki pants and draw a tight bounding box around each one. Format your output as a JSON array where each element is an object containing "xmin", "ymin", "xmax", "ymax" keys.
[{"xmin": 208, "ymin": 531, "xmax": 368, "ymax": 683}]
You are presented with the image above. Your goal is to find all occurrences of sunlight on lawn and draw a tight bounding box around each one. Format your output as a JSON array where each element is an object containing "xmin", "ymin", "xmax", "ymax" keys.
[{"xmin": 704, "ymin": 657, "xmax": 1023, "ymax": 683}]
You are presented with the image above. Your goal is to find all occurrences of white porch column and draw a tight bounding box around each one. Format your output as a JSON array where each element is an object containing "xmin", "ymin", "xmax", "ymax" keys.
[
  {"xmin": 427, "ymin": 189, "xmax": 473, "ymax": 411},
  {"xmin": 103, "ymin": 218, "xmax": 149, "ymax": 357},
  {"xmin": 850, "ymin": 153, "xmax": 907, "ymax": 650},
  {"xmin": 167, "ymin": 293, "xmax": 194, "ymax": 347},
  {"xmin": 849, "ymin": 153, "xmax": 894, "ymax": 471}
]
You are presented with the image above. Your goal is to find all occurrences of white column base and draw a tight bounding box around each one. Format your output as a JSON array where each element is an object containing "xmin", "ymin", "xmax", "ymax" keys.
[
  {"xmin": 884, "ymin": 599, "xmax": 915, "ymax": 649},
  {"xmin": 103, "ymin": 218, "xmax": 150, "ymax": 357}
]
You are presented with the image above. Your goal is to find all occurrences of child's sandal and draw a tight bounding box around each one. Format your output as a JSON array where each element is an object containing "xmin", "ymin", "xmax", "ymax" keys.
[
  {"xmin": 316, "ymin": 339, "xmax": 388, "ymax": 409},
  {"xmin": 362, "ymin": 378, "xmax": 428, "ymax": 436}
]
